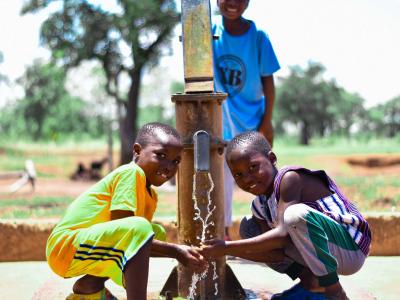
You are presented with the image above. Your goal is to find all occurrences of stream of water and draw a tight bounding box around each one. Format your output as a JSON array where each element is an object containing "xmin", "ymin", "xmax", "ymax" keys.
[{"xmin": 188, "ymin": 171, "xmax": 218, "ymax": 299}]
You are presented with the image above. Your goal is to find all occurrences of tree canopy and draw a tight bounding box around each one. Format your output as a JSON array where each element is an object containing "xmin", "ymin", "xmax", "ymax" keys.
[
  {"xmin": 276, "ymin": 62, "xmax": 338, "ymax": 144},
  {"xmin": 0, "ymin": 60, "xmax": 105, "ymax": 141},
  {"xmin": 275, "ymin": 62, "xmax": 369, "ymax": 144},
  {"xmin": 22, "ymin": 0, "xmax": 180, "ymax": 163},
  {"xmin": 361, "ymin": 96, "xmax": 400, "ymax": 138}
]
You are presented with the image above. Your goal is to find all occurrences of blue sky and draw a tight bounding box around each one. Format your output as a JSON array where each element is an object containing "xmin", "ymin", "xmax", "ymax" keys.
[{"xmin": 1, "ymin": 0, "xmax": 399, "ymax": 107}]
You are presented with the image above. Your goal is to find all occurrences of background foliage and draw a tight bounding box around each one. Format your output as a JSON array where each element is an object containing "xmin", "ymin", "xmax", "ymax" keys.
[
  {"xmin": 0, "ymin": 2, "xmax": 398, "ymax": 149},
  {"xmin": 275, "ymin": 62, "xmax": 399, "ymax": 144},
  {"xmin": 20, "ymin": 0, "xmax": 179, "ymax": 163},
  {"xmin": 1, "ymin": 59, "xmax": 398, "ymax": 145}
]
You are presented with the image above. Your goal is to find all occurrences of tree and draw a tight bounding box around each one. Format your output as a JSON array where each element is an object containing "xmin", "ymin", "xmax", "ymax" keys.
[
  {"xmin": 330, "ymin": 89, "xmax": 365, "ymax": 136},
  {"xmin": 170, "ymin": 80, "xmax": 184, "ymax": 94},
  {"xmin": 138, "ymin": 104, "xmax": 174, "ymax": 128},
  {"xmin": 138, "ymin": 68, "xmax": 180, "ymax": 128},
  {"xmin": 17, "ymin": 60, "xmax": 68, "ymax": 140},
  {"xmin": 361, "ymin": 106, "xmax": 385, "ymax": 137},
  {"xmin": 276, "ymin": 62, "xmax": 341, "ymax": 144},
  {"xmin": 22, "ymin": 0, "xmax": 179, "ymax": 163},
  {"xmin": 384, "ymin": 96, "xmax": 400, "ymax": 137},
  {"xmin": 0, "ymin": 60, "xmax": 103, "ymax": 141},
  {"xmin": 362, "ymin": 96, "xmax": 400, "ymax": 137}
]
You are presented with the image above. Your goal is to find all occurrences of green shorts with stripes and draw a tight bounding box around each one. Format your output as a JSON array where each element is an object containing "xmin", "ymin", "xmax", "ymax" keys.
[
  {"xmin": 241, "ymin": 204, "xmax": 366, "ymax": 286},
  {"xmin": 62, "ymin": 217, "xmax": 165, "ymax": 286}
]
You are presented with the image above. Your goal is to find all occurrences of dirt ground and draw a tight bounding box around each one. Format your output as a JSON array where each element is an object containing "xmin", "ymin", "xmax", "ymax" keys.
[{"xmin": 1, "ymin": 153, "xmax": 400, "ymax": 217}]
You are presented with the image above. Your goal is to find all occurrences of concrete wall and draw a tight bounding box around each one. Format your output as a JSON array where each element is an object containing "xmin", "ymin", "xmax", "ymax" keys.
[{"xmin": 1, "ymin": 213, "xmax": 399, "ymax": 261}]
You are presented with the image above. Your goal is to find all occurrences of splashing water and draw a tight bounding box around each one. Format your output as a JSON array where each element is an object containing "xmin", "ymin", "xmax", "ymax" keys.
[
  {"xmin": 212, "ymin": 261, "xmax": 218, "ymax": 296},
  {"xmin": 188, "ymin": 264, "xmax": 209, "ymax": 300},
  {"xmin": 188, "ymin": 261, "xmax": 218, "ymax": 299},
  {"xmin": 188, "ymin": 171, "xmax": 219, "ymax": 299},
  {"xmin": 192, "ymin": 172, "xmax": 216, "ymax": 242}
]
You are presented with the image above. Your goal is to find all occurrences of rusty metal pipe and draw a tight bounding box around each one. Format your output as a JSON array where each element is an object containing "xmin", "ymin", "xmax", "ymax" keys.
[
  {"xmin": 159, "ymin": 0, "xmax": 246, "ymax": 298},
  {"xmin": 174, "ymin": 93, "xmax": 226, "ymax": 298},
  {"xmin": 181, "ymin": 0, "xmax": 214, "ymax": 93}
]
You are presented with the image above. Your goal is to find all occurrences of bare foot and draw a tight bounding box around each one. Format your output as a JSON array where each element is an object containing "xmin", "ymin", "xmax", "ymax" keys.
[{"xmin": 72, "ymin": 275, "xmax": 108, "ymax": 294}]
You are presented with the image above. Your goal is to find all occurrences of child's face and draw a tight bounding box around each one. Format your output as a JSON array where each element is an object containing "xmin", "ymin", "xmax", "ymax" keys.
[
  {"xmin": 217, "ymin": 0, "xmax": 249, "ymax": 20},
  {"xmin": 227, "ymin": 148, "xmax": 277, "ymax": 196},
  {"xmin": 134, "ymin": 136, "xmax": 182, "ymax": 187}
]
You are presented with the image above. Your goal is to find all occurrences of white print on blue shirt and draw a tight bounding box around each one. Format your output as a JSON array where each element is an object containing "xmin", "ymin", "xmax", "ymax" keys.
[{"xmin": 212, "ymin": 15, "xmax": 280, "ymax": 140}]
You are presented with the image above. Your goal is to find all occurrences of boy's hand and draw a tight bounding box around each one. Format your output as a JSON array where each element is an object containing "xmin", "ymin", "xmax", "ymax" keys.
[
  {"xmin": 176, "ymin": 245, "xmax": 207, "ymax": 271},
  {"xmin": 199, "ymin": 239, "xmax": 226, "ymax": 258}
]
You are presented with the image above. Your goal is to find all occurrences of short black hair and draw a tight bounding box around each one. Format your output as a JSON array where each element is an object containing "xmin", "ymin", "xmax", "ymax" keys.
[
  {"xmin": 226, "ymin": 131, "xmax": 271, "ymax": 159},
  {"xmin": 135, "ymin": 122, "xmax": 181, "ymax": 147}
]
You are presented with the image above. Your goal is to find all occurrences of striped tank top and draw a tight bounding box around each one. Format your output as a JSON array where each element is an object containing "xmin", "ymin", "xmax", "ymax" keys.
[{"xmin": 251, "ymin": 166, "xmax": 371, "ymax": 256}]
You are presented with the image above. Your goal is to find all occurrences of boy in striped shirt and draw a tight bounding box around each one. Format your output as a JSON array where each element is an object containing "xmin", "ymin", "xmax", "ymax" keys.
[{"xmin": 200, "ymin": 131, "xmax": 371, "ymax": 300}]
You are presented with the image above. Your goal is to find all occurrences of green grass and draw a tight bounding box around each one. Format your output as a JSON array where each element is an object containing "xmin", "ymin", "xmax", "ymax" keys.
[
  {"xmin": 0, "ymin": 137, "xmax": 399, "ymax": 219},
  {"xmin": 275, "ymin": 135, "xmax": 400, "ymax": 156},
  {"xmin": 231, "ymin": 201, "xmax": 253, "ymax": 217},
  {"xmin": 0, "ymin": 139, "xmax": 112, "ymax": 178},
  {"xmin": 335, "ymin": 175, "xmax": 400, "ymax": 211},
  {"xmin": 153, "ymin": 192, "xmax": 178, "ymax": 218},
  {"xmin": 0, "ymin": 196, "xmax": 73, "ymax": 219},
  {"xmin": 267, "ymin": 136, "xmax": 400, "ymax": 172}
]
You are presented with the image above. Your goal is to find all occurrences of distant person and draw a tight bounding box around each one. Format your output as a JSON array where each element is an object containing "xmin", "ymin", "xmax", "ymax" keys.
[
  {"xmin": 46, "ymin": 122, "xmax": 206, "ymax": 300},
  {"xmin": 200, "ymin": 131, "xmax": 371, "ymax": 300},
  {"xmin": 212, "ymin": 0, "xmax": 280, "ymax": 239}
]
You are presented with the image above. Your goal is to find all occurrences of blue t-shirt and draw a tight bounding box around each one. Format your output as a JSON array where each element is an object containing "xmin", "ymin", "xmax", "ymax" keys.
[{"xmin": 212, "ymin": 16, "xmax": 280, "ymax": 140}]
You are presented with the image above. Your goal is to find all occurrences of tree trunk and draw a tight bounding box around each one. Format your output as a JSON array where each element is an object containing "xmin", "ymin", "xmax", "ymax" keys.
[
  {"xmin": 318, "ymin": 123, "xmax": 326, "ymax": 137},
  {"xmin": 33, "ymin": 117, "xmax": 43, "ymax": 141},
  {"xmin": 300, "ymin": 121, "xmax": 310, "ymax": 145},
  {"xmin": 107, "ymin": 119, "xmax": 113, "ymax": 172},
  {"xmin": 120, "ymin": 67, "xmax": 142, "ymax": 165},
  {"xmin": 388, "ymin": 109, "xmax": 396, "ymax": 138}
]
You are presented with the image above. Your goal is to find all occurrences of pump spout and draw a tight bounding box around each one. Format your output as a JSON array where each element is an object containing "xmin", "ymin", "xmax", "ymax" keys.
[{"xmin": 193, "ymin": 130, "xmax": 210, "ymax": 172}]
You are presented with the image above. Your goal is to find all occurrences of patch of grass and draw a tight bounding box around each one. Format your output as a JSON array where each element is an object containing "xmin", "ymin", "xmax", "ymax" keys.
[
  {"xmin": 0, "ymin": 138, "xmax": 399, "ymax": 219},
  {"xmin": 232, "ymin": 201, "xmax": 253, "ymax": 217},
  {"xmin": 0, "ymin": 196, "xmax": 72, "ymax": 208},
  {"xmin": 153, "ymin": 198, "xmax": 177, "ymax": 218},
  {"xmin": 0, "ymin": 196, "xmax": 73, "ymax": 219},
  {"xmin": 0, "ymin": 207, "xmax": 70, "ymax": 219},
  {"xmin": 0, "ymin": 152, "xmax": 71, "ymax": 178},
  {"xmin": 274, "ymin": 136, "xmax": 400, "ymax": 157},
  {"xmin": 0, "ymin": 139, "xmax": 112, "ymax": 178},
  {"xmin": 335, "ymin": 175, "xmax": 400, "ymax": 211}
]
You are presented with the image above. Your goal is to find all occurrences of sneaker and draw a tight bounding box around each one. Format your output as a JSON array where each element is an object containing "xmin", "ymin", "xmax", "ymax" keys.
[
  {"xmin": 271, "ymin": 284, "xmax": 326, "ymax": 300},
  {"xmin": 66, "ymin": 288, "xmax": 118, "ymax": 300},
  {"xmin": 271, "ymin": 284, "xmax": 302, "ymax": 299}
]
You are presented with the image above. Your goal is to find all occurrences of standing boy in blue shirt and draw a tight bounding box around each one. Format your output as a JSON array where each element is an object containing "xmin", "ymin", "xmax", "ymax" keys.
[{"xmin": 212, "ymin": 0, "xmax": 281, "ymax": 237}]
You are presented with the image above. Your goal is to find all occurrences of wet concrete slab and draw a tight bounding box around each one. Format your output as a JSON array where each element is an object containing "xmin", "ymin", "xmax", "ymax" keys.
[{"xmin": 1, "ymin": 257, "xmax": 399, "ymax": 299}]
